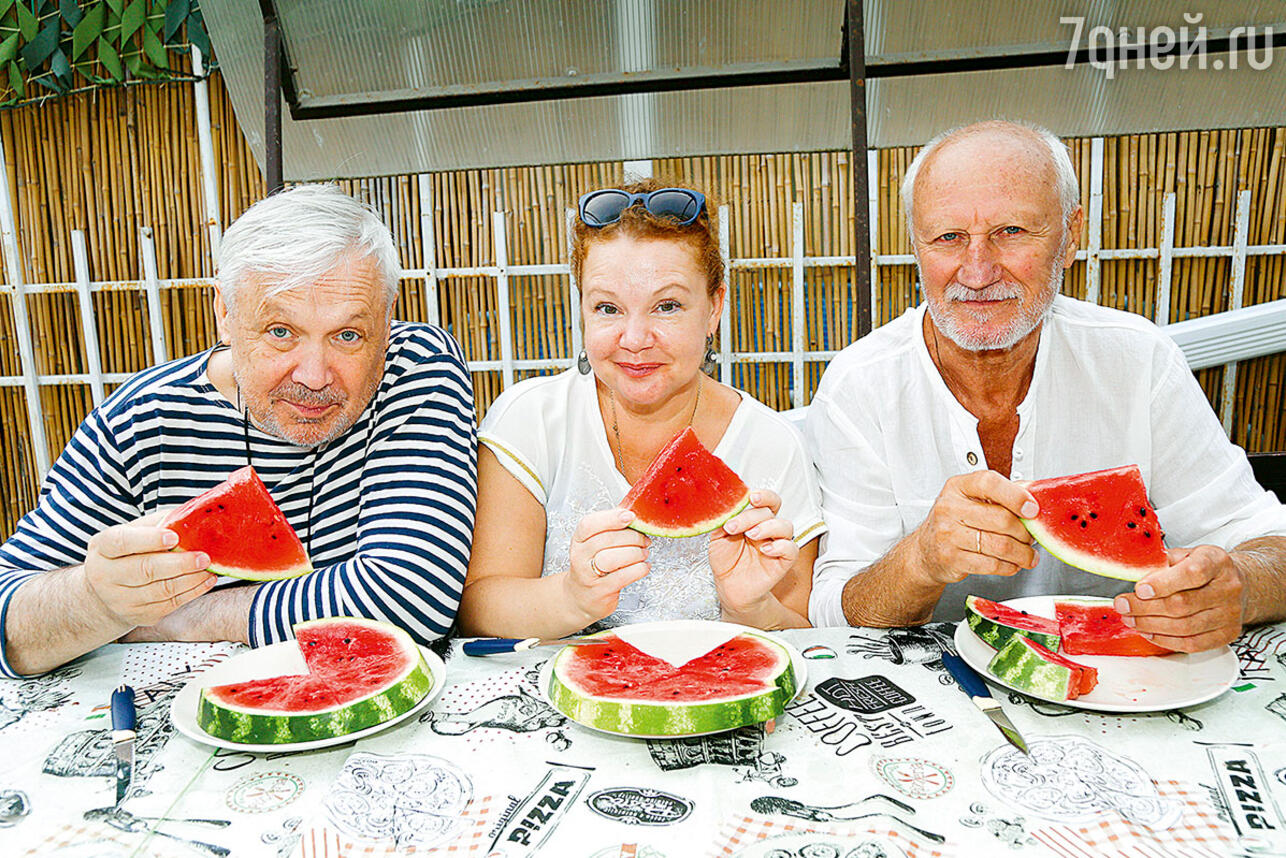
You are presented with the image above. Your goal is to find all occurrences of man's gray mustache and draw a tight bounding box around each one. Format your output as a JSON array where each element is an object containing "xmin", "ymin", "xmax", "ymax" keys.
[
  {"xmin": 270, "ymin": 384, "xmax": 346, "ymax": 406},
  {"xmin": 944, "ymin": 285, "xmax": 1022, "ymax": 302}
]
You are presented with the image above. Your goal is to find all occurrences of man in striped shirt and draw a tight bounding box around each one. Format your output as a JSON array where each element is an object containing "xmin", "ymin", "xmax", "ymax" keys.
[{"xmin": 0, "ymin": 185, "xmax": 478, "ymax": 677}]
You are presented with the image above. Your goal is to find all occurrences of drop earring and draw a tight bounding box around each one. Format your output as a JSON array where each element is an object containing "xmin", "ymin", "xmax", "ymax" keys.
[
  {"xmin": 577, "ymin": 350, "xmax": 591, "ymax": 375},
  {"xmin": 701, "ymin": 335, "xmax": 718, "ymax": 375}
]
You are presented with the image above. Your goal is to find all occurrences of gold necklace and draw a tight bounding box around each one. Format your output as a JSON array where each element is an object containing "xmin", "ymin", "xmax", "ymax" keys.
[{"xmin": 609, "ymin": 378, "xmax": 702, "ymax": 478}]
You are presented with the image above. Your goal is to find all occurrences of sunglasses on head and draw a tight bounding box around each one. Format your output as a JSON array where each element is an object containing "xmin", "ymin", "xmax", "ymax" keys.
[{"xmin": 578, "ymin": 187, "xmax": 707, "ymax": 228}]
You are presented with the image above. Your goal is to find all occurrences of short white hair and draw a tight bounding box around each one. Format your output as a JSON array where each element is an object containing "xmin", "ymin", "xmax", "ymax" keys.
[
  {"xmin": 900, "ymin": 120, "xmax": 1080, "ymax": 238},
  {"xmin": 217, "ymin": 184, "xmax": 401, "ymax": 314}
]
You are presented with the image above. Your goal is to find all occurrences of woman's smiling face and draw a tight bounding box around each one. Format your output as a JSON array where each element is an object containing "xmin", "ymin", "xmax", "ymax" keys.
[{"xmin": 580, "ymin": 234, "xmax": 722, "ymax": 411}]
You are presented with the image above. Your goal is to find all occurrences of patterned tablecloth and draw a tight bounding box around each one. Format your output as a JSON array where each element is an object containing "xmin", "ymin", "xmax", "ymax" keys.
[{"xmin": 2, "ymin": 624, "xmax": 1285, "ymax": 858}]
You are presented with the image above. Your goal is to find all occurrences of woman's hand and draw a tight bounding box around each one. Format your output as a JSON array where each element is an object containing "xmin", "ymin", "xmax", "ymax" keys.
[
  {"xmin": 709, "ymin": 490, "xmax": 799, "ymax": 624},
  {"xmin": 563, "ymin": 508, "xmax": 652, "ymax": 626}
]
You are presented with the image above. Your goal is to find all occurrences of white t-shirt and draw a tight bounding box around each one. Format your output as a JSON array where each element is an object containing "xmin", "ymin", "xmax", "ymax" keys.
[
  {"xmin": 480, "ymin": 369, "xmax": 826, "ymax": 626},
  {"xmin": 806, "ymin": 295, "xmax": 1286, "ymax": 625}
]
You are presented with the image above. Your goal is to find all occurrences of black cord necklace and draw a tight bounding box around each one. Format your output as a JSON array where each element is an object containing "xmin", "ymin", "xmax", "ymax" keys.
[{"xmin": 242, "ymin": 400, "xmax": 317, "ymax": 556}]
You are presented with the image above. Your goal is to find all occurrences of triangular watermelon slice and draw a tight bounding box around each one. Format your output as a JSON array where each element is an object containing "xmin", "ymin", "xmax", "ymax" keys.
[
  {"xmin": 1020, "ymin": 465, "xmax": 1168, "ymax": 582},
  {"xmin": 1055, "ymin": 597, "xmax": 1173, "ymax": 656},
  {"xmin": 162, "ymin": 465, "xmax": 312, "ymax": 580},
  {"xmin": 621, "ymin": 427, "xmax": 751, "ymax": 538}
]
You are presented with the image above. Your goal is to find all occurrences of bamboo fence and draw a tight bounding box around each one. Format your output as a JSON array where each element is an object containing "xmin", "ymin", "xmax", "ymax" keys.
[{"xmin": 1, "ymin": 72, "xmax": 1284, "ymax": 539}]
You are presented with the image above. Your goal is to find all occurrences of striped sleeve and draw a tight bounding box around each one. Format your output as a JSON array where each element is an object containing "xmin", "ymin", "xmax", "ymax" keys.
[
  {"xmin": 0, "ymin": 404, "xmax": 143, "ymax": 678},
  {"xmin": 247, "ymin": 330, "xmax": 479, "ymax": 646}
]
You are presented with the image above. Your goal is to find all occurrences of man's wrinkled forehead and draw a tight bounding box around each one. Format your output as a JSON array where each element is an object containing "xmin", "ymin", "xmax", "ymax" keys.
[{"xmin": 914, "ymin": 131, "xmax": 1061, "ymax": 219}]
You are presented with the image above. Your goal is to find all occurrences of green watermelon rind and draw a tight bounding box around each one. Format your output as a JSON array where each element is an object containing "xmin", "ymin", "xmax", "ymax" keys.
[
  {"xmin": 1020, "ymin": 516, "xmax": 1153, "ymax": 583},
  {"xmin": 626, "ymin": 492, "xmax": 752, "ymax": 538},
  {"xmin": 195, "ymin": 619, "xmax": 433, "ymax": 745},
  {"xmin": 987, "ymin": 635, "xmax": 1076, "ymax": 701},
  {"xmin": 964, "ymin": 595, "xmax": 1061, "ymax": 652},
  {"xmin": 547, "ymin": 630, "xmax": 796, "ymax": 736},
  {"xmin": 206, "ymin": 559, "xmax": 314, "ymax": 582}
]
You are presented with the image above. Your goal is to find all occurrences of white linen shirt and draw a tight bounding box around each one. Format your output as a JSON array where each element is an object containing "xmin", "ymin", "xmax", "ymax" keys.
[
  {"xmin": 806, "ymin": 295, "xmax": 1286, "ymax": 625},
  {"xmin": 480, "ymin": 369, "xmax": 826, "ymax": 627}
]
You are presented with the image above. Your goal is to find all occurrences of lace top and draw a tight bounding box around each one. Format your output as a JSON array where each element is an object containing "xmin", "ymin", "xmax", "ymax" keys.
[{"xmin": 479, "ymin": 369, "xmax": 826, "ymax": 628}]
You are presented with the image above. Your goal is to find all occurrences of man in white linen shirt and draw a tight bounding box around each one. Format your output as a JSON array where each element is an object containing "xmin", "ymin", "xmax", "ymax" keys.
[{"xmin": 806, "ymin": 120, "xmax": 1286, "ymax": 651}]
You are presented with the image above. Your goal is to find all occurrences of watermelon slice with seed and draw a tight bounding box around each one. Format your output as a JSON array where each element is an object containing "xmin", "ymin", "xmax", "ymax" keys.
[
  {"xmin": 988, "ymin": 635, "xmax": 1098, "ymax": 700},
  {"xmin": 1020, "ymin": 465, "xmax": 1168, "ymax": 582},
  {"xmin": 965, "ymin": 594, "xmax": 1061, "ymax": 652},
  {"xmin": 197, "ymin": 617, "xmax": 433, "ymax": 744},
  {"xmin": 162, "ymin": 466, "xmax": 312, "ymax": 580},
  {"xmin": 1055, "ymin": 597, "xmax": 1173, "ymax": 656},
  {"xmin": 621, "ymin": 427, "xmax": 751, "ymax": 538},
  {"xmin": 546, "ymin": 630, "xmax": 796, "ymax": 735}
]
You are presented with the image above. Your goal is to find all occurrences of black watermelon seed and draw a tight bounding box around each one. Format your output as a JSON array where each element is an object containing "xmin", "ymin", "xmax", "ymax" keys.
[
  {"xmin": 1070, "ymin": 514, "xmax": 1078, "ymax": 520},
  {"xmin": 1139, "ymin": 507, "xmax": 1148, "ymax": 517},
  {"xmin": 1127, "ymin": 522, "xmax": 1137, "ymax": 529},
  {"xmin": 1144, "ymin": 531, "xmax": 1152, "ymax": 538},
  {"xmin": 1089, "ymin": 512, "xmax": 1097, "ymax": 519},
  {"xmin": 1080, "ymin": 521, "xmax": 1088, "ymax": 528}
]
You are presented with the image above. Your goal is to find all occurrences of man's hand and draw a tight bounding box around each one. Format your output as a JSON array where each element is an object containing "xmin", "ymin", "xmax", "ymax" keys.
[
  {"xmin": 912, "ymin": 471, "xmax": 1040, "ymax": 586},
  {"xmin": 1114, "ymin": 546, "xmax": 1246, "ymax": 652},
  {"xmin": 84, "ymin": 512, "xmax": 217, "ymax": 629}
]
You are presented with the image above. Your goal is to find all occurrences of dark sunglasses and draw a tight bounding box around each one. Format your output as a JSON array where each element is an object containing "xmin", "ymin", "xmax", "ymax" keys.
[{"xmin": 578, "ymin": 188, "xmax": 707, "ymax": 227}]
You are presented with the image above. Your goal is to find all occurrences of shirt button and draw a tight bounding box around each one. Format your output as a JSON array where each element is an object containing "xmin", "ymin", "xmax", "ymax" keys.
[
  {"xmin": 1014, "ymin": 449, "xmax": 1024, "ymax": 460},
  {"xmin": 1012, "ymin": 471, "xmax": 1023, "ymax": 480},
  {"xmin": 966, "ymin": 452, "xmax": 978, "ymax": 466}
]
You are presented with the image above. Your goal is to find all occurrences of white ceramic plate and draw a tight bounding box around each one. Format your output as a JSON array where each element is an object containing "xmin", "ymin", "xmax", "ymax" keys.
[
  {"xmin": 955, "ymin": 595, "xmax": 1238, "ymax": 712},
  {"xmin": 171, "ymin": 641, "xmax": 446, "ymax": 752},
  {"xmin": 540, "ymin": 619, "xmax": 807, "ymax": 739}
]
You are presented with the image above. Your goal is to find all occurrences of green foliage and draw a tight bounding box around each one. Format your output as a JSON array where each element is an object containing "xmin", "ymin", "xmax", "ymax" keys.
[{"xmin": 0, "ymin": 0, "xmax": 213, "ymax": 107}]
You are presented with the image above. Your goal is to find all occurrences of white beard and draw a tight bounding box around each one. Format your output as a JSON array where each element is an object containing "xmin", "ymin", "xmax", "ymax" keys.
[{"xmin": 924, "ymin": 255, "xmax": 1065, "ymax": 352}]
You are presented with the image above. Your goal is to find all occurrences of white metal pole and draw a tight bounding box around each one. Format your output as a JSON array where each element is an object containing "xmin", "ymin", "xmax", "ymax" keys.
[
  {"xmin": 565, "ymin": 207, "xmax": 582, "ymax": 363},
  {"xmin": 1220, "ymin": 189, "xmax": 1252, "ymax": 435},
  {"xmin": 492, "ymin": 211, "xmax": 514, "ymax": 389},
  {"xmin": 1085, "ymin": 137, "xmax": 1104, "ymax": 304},
  {"xmin": 718, "ymin": 205, "xmax": 732, "ymax": 385},
  {"xmin": 866, "ymin": 148, "xmax": 880, "ymax": 326},
  {"xmin": 190, "ymin": 45, "xmax": 222, "ymax": 265},
  {"xmin": 71, "ymin": 230, "xmax": 105, "ymax": 405},
  {"xmin": 0, "ymin": 130, "xmax": 50, "ymax": 476},
  {"xmin": 138, "ymin": 226, "xmax": 169, "ymax": 365},
  {"xmin": 791, "ymin": 202, "xmax": 805, "ymax": 408},
  {"xmin": 1155, "ymin": 193, "xmax": 1176, "ymax": 327},
  {"xmin": 417, "ymin": 174, "xmax": 440, "ymax": 326}
]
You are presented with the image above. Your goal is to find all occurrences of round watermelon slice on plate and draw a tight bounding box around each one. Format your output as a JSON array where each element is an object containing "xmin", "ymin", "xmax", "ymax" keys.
[
  {"xmin": 620, "ymin": 427, "xmax": 751, "ymax": 538},
  {"xmin": 162, "ymin": 465, "xmax": 312, "ymax": 580},
  {"xmin": 195, "ymin": 617, "xmax": 435, "ymax": 745},
  {"xmin": 1020, "ymin": 464, "xmax": 1168, "ymax": 582},
  {"xmin": 544, "ymin": 620, "xmax": 801, "ymax": 737}
]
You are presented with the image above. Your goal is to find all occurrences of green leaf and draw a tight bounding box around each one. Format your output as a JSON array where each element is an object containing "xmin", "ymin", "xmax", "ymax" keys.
[
  {"xmin": 9, "ymin": 60, "xmax": 25, "ymax": 96},
  {"xmin": 58, "ymin": 0, "xmax": 80, "ymax": 26},
  {"xmin": 71, "ymin": 2, "xmax": 104, "ymax": 60},
  {"xmin": 30, "ymin": 72, "xmax": 64, "ymax": 93},
  {"xmin": 162, "ymin": 0, "xmax": 188, "ymax": 42},
  {"xmin": 104, "ymin": 0, "xmax": 123, "ymax": 15},
  {"xmin": 186, "ymin": 16, "xmax": 209, "ymax": 59},
  {"xmin": 0, "ymin": 0, "xmax": 17, "ymax": 18},
  {"xmin": 0, "ymin": 31, "xmax": 19, "ymax": 66},
  {"xmin": 20, "ymin": 18, "xmax": 59, "ymax": 67},
  {"xmin": 141, "ymin": 22, "xmax": 166, "ymax": 68},
  {"xmin": 120, "ymin": 0, "xmax": 144, "ymax": 41},
  {"xmin": 96, "ymin": 35, "xmax": 122, "ymax": 80},
  {"xmin": 48, "ymin": 46, "xmax": 70, "ymax": 85},
  {"xmin": 15, "ymin": 1, "xmax": 37, "ymax": 40}
]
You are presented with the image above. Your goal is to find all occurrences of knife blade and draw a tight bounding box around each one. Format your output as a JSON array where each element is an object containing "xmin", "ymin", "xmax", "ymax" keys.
[
  {"xmin": 462, "ymin": 637, "xmax": 600, "ymax": 656},
  {"xmin": 110, "ymin": 684, "xmax": 136, "ymax": 806},
  {"xmin": 939, "ymin": 651, "xmax": 1029, "ymax": 755}
]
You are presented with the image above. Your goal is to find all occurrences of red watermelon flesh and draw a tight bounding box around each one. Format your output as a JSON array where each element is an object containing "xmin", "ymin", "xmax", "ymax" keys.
[
  {"xmin": 621, "ymin": 427, "xmax": 751, "ymax": 537},
  {"xmin": 1021, "ymin": 465, "xmax": 1168, "ymax": 582},
  {"xmin": 1056, "ymin": 598, "xmax": 1173, "ymax": 657},
  {"xmin": 560, "ymin": 634, "xmax": 783, "ymax": 701},
  {"xmin": 162, "ymin": 465, "xmax": 312, "ymax": 580}
]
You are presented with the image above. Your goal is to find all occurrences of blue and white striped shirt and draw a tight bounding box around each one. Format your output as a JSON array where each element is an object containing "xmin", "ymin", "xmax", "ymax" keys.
[{"xmin": 0, "ymin": 322, "xmax": 477, "ymax": 677}]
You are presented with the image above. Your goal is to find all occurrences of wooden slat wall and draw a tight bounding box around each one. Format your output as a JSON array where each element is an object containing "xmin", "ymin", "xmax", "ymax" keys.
[{"xmin": 1, "ymin": 72, "xmax": 1284, "ymax": 538}]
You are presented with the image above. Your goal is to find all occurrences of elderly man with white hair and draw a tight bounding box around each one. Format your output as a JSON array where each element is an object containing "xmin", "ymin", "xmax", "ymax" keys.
[
  {"xmin": 807, "ymin": 120, "xmax": 1286, "ymax": 651},
  {"xmin": 0, "ymin": 185, "xmax": 477, "ymax": 676}
]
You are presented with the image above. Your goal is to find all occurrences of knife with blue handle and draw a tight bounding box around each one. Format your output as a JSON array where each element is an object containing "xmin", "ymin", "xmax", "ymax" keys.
[
  {"xmin": 463, "ymin": 637, "xmax": 598, "ymax": 656},
  {"xmin": 110, "ymin": 684, "xmax": 136, "ymax": 806},
  {"xmin": 940, "ymin": 651, "xmax": 1029, "ymax": 755}
]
